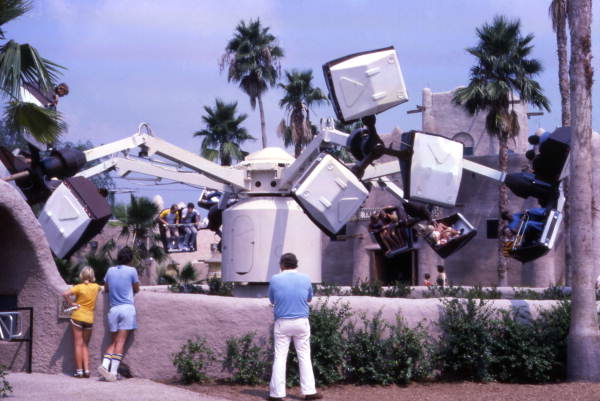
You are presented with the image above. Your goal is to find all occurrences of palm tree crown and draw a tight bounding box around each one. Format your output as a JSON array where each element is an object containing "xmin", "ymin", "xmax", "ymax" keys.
[
  {"xmin": 277, "ymin": 69, "xmax": 328, "ymax": 157},
  {"xmin": 0, "ymin": 0, "xmax": 66, "ymax": 144},
  {"xmin": 220, "ymin": 18, "xmax": 284, "ymax": 148},
  {"xmin": 453, "ymin": 16, "xmax": 550, "ymax": 138},
  {"xmin": 453, "ymin": 16, "xmax": 550, "ymax": 287},
  {"xmin": 193, "ymin": 99, "xmax": 254, "ymax": 166}
]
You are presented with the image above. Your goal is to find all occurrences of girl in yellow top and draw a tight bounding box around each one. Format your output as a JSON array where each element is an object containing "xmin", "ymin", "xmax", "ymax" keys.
[{"xmin": 62, "ymin": 267, "xmax": 102, "ymax": 378}]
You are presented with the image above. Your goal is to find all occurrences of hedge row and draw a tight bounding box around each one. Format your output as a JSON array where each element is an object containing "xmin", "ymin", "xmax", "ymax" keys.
[{"xmin": 173, "ymin": 297, "xmax": 570, "ymax": 386}]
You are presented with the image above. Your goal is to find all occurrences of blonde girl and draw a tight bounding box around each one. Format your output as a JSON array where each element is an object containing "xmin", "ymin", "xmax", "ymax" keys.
[{"xmin": 62, "ymin": 267, "xmax": 102, "ymax": 378}]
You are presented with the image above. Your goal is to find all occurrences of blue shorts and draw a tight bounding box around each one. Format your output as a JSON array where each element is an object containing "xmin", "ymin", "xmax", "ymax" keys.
[{"xmin": 107, "ymin": 304, "xmax": 137, "ymax": 332}]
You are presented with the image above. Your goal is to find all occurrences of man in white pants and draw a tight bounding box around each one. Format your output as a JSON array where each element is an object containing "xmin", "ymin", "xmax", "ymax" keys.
[{"xmin": 267, "ymin": 253, "xmax": 322, "ymax": 401}]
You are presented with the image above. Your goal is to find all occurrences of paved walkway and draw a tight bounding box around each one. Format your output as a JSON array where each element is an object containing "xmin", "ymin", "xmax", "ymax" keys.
[{"xmin": 4, "ymin": 373, "xmax": 231, "ymax": 401}]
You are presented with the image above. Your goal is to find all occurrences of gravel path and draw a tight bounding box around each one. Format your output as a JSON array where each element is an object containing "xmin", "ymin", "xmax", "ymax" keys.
[
  {"xmin": 173, "ymin": 380, "xmax": 600, "ymax": 401},
  {"xmin": 3, "ymin": 373, "xmax": 230, "ymax": 401}
]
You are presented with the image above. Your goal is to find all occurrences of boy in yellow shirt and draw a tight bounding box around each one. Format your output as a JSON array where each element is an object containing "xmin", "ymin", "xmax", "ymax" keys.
[{"xmin": 63, "ymin": 267, "xmax": 102, "ymax": 378}]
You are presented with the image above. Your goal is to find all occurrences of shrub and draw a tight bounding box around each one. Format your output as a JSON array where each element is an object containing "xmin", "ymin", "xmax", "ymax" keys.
[
  {"xmin": 383, "ymin": 281, "xmax": 412, "ymax": 298},
  {"xmin": 437, "ymin": 298, "xmax": 496, "ymax": 381},
  {"xmin": 386, "ymin": 317, "xmax": 434, "ymax": 384},
  {"xmin": 286, "ymin": 300, "xmax": 351, "ymax": 386},
  {"xmin": 223, "ymin": 333, "xmax": 270, "ymax": 384},
  {"xmin": 172, "ymin": 337, "xmax": 215, "ymax": 384},
  {"xmin": 488, "ymin": 309, "xmax": 555, "ymax": 383},
  {"xmin": 464, "ymin": 285, "xmax": 501, "ymax": 300},
  {"xmin": 535, "ymin": 300, "xmax": 570, "ymax": 380},
  {"xmin": 313, "ymin": 282, "xmax": 346, "ymax": 296},
  {"xmin": 350, "ymin": 280, "xmax": 383, "ymax": 296},
  {"xmin": 512, "ymin": 287, "xmax": 543, "ymax": 300},
  {"xmin": 207, "ymin": 276, "xmax": 233, "ymax": 296},
  {"xmin": 424, "ymin": 284, "xmax": 466, "ymax": 298},
  {"xmin": 0, "ymin": 365, "xmax": 12, "ymax": 398},
  {"xmin": 344, "ymin": 312, "xmax": 394, "ymax": 384}
]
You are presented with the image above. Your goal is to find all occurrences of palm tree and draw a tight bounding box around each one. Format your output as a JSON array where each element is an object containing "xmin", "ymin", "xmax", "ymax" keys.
[
  {"xmin": 111, "ymin": 194, "xmax": 167, "ymax": 271},
  {"xmin": 453, "ymin": 16, "xmax": 550, "ymax": 286},
  {"xmin": 220, "ymin": 18, "xmax": 284, "ymax": 148},
  {"xmin": 566, "ymin": 0, "xmax": 600, "ymax": 381},
  {"xmin": 549, "ymin": 0, "xmax": 573, "ymax": 286},
  {"xmin": 0, "ymin": 0, "xmax": 66, "ymax": 144},
  {"xmin": 193, "ymin": 99, "xmax": 254, "ymax": 166},
  {"xmin": 276, "ymin": 69, "xmax": 328, "ymax": 157},
  {"xmin": 549, "ymin": 0, "xmax": 570, "ymax": 127}
]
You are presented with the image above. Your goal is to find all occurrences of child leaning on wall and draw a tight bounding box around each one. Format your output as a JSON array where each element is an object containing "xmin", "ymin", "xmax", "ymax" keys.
[{"xmin": 62, "ymin": 267, "xmax": 102, "ymax": 378}]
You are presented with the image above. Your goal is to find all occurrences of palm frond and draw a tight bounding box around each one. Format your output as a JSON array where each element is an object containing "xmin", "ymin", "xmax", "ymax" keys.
[{"xmin": 4, "ymin": 101, "xmax": 66, "ymax": 143}]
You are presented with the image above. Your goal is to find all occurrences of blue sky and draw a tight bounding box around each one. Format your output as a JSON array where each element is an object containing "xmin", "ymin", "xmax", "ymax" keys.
[{"xmin": 6, "ymin": 0, "xmax": 599, "ymax": 207}]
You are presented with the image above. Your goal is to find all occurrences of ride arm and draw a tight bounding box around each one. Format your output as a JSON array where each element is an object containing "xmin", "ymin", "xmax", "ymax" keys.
[
  {"xmin": 82, "ymin": 125, "xmax": 245, "ymax": 190},
  {"xmin": 76, "ymin": 157, "xmax": 226, "ymax": 191}
]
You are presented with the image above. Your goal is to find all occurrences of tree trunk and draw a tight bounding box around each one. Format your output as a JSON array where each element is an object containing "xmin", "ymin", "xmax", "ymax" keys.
[
  {"xmin": 556, "ymin": 5, "xmax": 572, "ymax": 284},
  {"xmin": 497, "ymin": 135, "xmax": 510, "ymax": 287},
  {"xmin": 566, "ymin": 0, "xmax": 600, "ymax": 381},
  {"xmin": 257, "ymin": 94, "xmax": 268, "ymax": 148},
  {"xmin": 557, "ymin": 10, "xmax": 571, "ymax": 127}
]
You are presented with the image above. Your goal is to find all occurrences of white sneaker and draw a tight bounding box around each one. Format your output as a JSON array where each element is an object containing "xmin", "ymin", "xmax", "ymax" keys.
[{"xmin": 97, "ymin": 366, "xmax": 117, "ymax": 382}]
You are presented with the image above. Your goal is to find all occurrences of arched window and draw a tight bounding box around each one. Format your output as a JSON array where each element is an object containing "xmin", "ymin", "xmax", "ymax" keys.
[{"xmin": 452, "ymin": 132, "xmax": 474, "ymax": 156}]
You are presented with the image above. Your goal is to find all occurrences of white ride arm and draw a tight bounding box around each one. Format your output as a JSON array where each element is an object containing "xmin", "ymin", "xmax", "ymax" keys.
[
  {"xmin": 76, "ymin": 157, "xmax": 226, "ymax": 191},
  {"xmin": 82, "ymin": 123, "xmax": 245, "ymax": 190}
]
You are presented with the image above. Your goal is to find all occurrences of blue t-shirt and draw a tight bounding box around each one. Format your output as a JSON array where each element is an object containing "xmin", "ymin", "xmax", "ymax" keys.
[
  {"xmin": 104, "ymin": 265, "xmax": 139, "ymax": 307},
  {"xmin": 268, "ymin": 270, "xmax": 313, "ymax": 320}
]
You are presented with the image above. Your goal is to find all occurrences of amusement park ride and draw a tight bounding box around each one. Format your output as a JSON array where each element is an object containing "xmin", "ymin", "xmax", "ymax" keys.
[{"xmin": 0, "ymin": 47, "xmax": 570, "ymax": 295}]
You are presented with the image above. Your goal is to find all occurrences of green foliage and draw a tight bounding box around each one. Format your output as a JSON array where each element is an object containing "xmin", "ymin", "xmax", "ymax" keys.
[
  {"xmin": 313, "ymin": 282, "xmax": 345, "ymax": 296},
  {"xmin": 383, "ymin": 281, "xmax": 412, "ymax": 298},
  {"xmin": 193, "ymin": 99, "xmax": 254, "ymax": 166},
  {"xmin": 344, "ymin": 312, "xmax": 431, "ymax": 385},
  {"xmin": 207, "ymin": 276, "xmax": 233, "ymax": 296},
  {"xmin": 53, "ymin": 255, "xmax": 82, "ymax": 284},
  {"xmin": 386, "ymin": 317, "xmax": 434, "ymax": 384},
  {"xmin": 437, "ymin": 298, "xmax": 571, "ymax": 383},
  {"xmin": 172, "ymin": 337, "xmax": 215, "ymax": 384},
  {"xmin": 308, "ymin": 300, "xmax": 351, "ymax": 385},
  {"xmin": 344, "ymin": 312, "xmax": 393, "ymax": 384},
  {"xmin": 437, "ymin": 298, "xmax": 496, "ymax": 381},
  {"xmin": 488, "ymin": 309, "xmax": 554, "ymax": 383},
  {"xmin": 512, "ymin": 286, "xmax": 570, "ymax": 300},
  {"xmin": 0, "ymin": 364, "xmax": 11, "ymax": 398},
  {"xmin": 223, "ymin": 332, "xmax": 270, "ymax": 384},
  {"xmin": 350, "ymin": 280, "xmax": 383, "ymax": 296},
  {"xmin": 424, "ymin": 284, "xmax": 501, "ymax": 299}
]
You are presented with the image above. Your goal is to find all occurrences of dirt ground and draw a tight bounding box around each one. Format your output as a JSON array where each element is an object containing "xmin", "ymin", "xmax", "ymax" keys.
[{"xmin": 168, "ymin": 381, "xmax": 600, "ymax": 401}]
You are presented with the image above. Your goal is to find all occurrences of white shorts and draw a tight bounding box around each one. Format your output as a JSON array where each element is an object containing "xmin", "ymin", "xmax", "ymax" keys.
[{"xmin": 107, "ymin": 304, "xmax": 137, "ymax": 332}]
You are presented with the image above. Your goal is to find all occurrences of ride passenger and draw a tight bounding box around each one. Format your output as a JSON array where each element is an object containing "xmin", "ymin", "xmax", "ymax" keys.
[
  {"xmin": 180, "ymin": 202, "xmax": 200, "ymax": 251},
  {"xmin": 159, "ymin": 204, "xmax": 180, "ymax": 251}
]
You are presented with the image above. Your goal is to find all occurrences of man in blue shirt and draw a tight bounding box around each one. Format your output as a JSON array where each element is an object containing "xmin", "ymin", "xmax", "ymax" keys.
[
  {"xmin": 97, "ymin": 247, "xmax": 140, "ymax": 382},
  {"xmin": 267, "ymin": 253, "xmax": 322, "ymax": 401}
]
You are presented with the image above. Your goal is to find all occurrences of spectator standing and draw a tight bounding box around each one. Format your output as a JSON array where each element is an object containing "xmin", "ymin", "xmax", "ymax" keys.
[
  {"xmin": 62, "ymin": 266, "xmax": 102, "ymax": 378},
  {"xmin": 97, "ymin": 247, "xmax": 140, "ymax": 382},
  {"xmin": 436, "ymin": 265, "xmax": 447, "ymax": 287},
  {"xmin": 267, "ymin": 253, "xmax": 322, "ymax": 401}
]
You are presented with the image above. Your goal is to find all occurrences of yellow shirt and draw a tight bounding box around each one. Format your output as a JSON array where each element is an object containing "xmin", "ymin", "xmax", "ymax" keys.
[{"xmin": 70, "ymin": 282, "xmax": 102, "ymax": 324}]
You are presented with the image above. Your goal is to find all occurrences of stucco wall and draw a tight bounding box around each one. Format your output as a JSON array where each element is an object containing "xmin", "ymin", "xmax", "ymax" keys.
[{"xmin": 0, "ymin": 171, "xmax": 567, "ymax": 381}]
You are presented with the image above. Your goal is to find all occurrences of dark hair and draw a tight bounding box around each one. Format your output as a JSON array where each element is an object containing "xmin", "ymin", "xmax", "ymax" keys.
[
  {"xmin": 187, "ymin": 202, "xmax": 194, "ymax": 208},
  {"xmin": 424, "ymin": 273, "xmax": 431, "ymax": 279},
  {"xmin": 55, "ymin": 82, "xmax": 69, "ymax": 95},
  {"xmin": 437, "ymin": 265, "xmax": 445, "ymax": 273},
  {"xmin": 117, "ymin": 246, "xmax": 134, "ymax": 265},
  {"xmin": 279, "ymin": 253, "xmax": 298, "ymax": 269}
]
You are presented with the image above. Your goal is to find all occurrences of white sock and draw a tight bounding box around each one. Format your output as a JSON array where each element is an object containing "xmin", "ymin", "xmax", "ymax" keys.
[
  {"xmin": 75, "ymin": 369, "xmax": 83, "ymax": 376},
  {"xmin": 110, "ymin": 354, "xmax": 123, "ymax": 375},
  {"xmin": 102, "ymin": 354, "xmax": 112, "ymax": 370}
]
